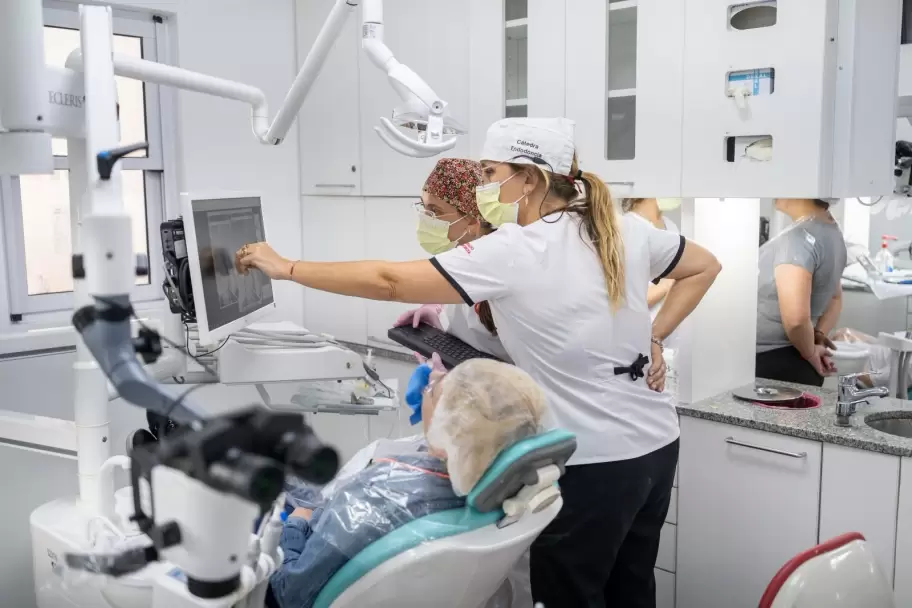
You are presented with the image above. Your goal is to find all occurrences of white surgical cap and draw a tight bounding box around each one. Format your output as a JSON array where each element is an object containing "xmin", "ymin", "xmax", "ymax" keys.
[{"xmin": 426, "ymin": 359, "xmax": 546, "ymax": 496}]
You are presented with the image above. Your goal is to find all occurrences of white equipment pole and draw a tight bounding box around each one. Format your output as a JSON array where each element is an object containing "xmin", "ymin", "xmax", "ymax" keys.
[{"xmin": 73, "ymin": 5, "xmax": 135, "ymax": 513}]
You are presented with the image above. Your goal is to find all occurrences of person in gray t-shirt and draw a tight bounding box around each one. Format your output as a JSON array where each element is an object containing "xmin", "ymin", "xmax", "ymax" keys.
[{"xmin": 756, "ymin": 198, "xmax": 847, "ymax": 386}]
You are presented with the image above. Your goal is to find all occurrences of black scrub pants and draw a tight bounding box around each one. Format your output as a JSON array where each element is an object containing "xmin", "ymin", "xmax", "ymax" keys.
[
  {"xmin": 755, "ymin": 346, "xmax": 824, "ymax": 387},
  {"xmin": 530, "ymin": 438, "xmax": 679, "ymax": 608}
]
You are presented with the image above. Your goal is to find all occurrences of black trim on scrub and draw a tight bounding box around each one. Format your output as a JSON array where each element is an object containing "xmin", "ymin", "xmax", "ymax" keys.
[
  {"xmin": 653, "ymin": 235, "xmax": 686, "ymax": 284},
  {"xmin": 429, "ymin": 257, "xmax": 474, "ymax": 306}
]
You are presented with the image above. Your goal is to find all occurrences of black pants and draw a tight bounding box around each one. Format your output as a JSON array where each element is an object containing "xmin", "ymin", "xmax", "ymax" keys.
[
  {"xmin": 530, "ymin": 439, "xmax": 679, "ymax": 608},
  {"xmin": 756, "ymin": 346, "xmax": 824, "ymax": 387}
]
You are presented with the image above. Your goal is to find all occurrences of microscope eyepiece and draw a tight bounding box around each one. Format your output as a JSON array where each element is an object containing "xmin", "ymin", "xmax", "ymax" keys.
[{"xmin": 286, "ymin": 432, "xmax": 340, "ymax": 485}]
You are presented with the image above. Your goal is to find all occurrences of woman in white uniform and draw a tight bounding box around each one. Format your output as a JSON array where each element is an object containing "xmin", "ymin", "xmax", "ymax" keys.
[
  {"xmin": 236, "ymin": 117, "xmax": 721, "ymax": 608},
  {"xmin": 625, "ymin": 197, "xmax": 682, "ymax": 351},
  {"xmin": 395, "ymin": 158, "xmax": 510, "ymax": 361}
]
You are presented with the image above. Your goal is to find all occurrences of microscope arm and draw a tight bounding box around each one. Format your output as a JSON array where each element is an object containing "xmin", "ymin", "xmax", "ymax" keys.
[{"xmin": 73, "ymin": 294, "xmax": 205, "ymax": 425}]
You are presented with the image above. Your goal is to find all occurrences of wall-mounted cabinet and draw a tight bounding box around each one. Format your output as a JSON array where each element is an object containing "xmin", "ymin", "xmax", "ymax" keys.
[
  {"xmin": 563, "ymin": 0, "xmax": 900, "ymax": 199},
  {"xmin": 566, "ymin": 0, "xmax": 684, "ymax": 198},
  {"xmin": 296, "ymin": 0, "xmax": 363, "ymax": 197},
  {"xmin": 297, "ymin": 0, "xmax": 484, "ymax": 199},
  {"xmin": 680, "ymin": 0, "xmax": 901, "ymax": 198}
]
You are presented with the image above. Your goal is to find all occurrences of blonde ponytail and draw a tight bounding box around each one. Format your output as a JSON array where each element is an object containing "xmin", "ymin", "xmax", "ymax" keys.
[
  {"xmin": 575, "ymin": 162, "xmax": 626, "ymax": 308},
  {"xmin": 508, "ymin": 155, "xmax": 626, "ymax": 308}
]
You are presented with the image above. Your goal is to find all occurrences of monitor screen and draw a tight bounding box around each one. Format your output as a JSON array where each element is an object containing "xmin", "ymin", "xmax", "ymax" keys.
[{"xmin": 191, "ymin": 196, "xmax": 274, "ymax": 333}]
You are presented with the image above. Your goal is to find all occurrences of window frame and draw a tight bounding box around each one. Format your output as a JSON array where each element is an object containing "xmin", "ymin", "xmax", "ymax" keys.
[{"xmin": 0, "ymin": 4, "xmax": 170, "ymax": 318}]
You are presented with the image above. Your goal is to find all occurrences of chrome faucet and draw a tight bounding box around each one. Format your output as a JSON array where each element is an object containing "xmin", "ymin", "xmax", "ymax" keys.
[{"xmin": 835, "ymin": 373, "xmax": 890, "ymax": 427}]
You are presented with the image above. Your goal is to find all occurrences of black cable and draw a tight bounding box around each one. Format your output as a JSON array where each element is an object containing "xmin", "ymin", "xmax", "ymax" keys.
[
  {"xmin": 198, "ymin": 339, "xmax": 229, "ymax": 356},
  {"xmin": 164, "ymin": 382, "xmax": 209, "ymax": 419}
]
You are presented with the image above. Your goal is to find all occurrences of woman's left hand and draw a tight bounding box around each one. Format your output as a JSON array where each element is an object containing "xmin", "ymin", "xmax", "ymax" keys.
[
  {"xmin": 647, "ymin": 342, "xmax": 666, "ymax": 392},
  {"xmin": 236, "ymin": 242, "xmax": 293, "ymax": 280}
]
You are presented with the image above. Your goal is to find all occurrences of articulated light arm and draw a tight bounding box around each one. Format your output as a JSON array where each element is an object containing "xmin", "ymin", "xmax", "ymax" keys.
[
  {"xmin": 361, "ymin": 0, "xmax": 462, "ymax": 157},
  {"xmin": 0, "ymin": 0, "xmax": 461, "ymax": 165}
]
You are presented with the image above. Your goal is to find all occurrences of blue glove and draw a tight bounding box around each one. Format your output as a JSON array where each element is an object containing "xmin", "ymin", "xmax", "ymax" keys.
[{"xmin": 405, "ymin": 363, "xmax": 433, "ymax": 425}]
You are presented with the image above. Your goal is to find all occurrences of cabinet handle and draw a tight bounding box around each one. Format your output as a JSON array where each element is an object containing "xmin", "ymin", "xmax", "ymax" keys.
[
  {"xmin": 724, "ymin": 437, "xmax": 807, "ymax": 459},
  {"xmin": 314, "ymin": 183, "xmax": 356, "ymax": 188}
]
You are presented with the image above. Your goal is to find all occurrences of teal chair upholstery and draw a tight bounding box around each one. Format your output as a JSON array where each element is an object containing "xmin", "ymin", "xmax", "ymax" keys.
[{"xmin": 312, "ymin": 429, "xmax": 577, "ymax": 608}]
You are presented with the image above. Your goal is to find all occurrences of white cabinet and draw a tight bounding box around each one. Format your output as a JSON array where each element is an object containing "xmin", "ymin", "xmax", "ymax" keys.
[
  {"xmin": 364, "ymin": 198, "xmax": 427, "ymax": 353},
  {"xmin": 655, "ymin": 568, "xmax": 675, "ymax": 608},
  {"xmin": 676, "ymin": 417, "xmax": 822, "ymax": 608},
  {"xmin": 296, "ymin": 0, "xmax": 362, "ymax": 196},
  {"xmin": 657, "ymin": 522, "xmax": 676, "ymax": 573},
  {"xmin": 895, "ymin": 458, "xmax": 912, "ymax": 606},
  {"xmin": 527, "ymin": 0, "xmax": 565, "ymax": 118},
  {"xmin": 566, "ymin": 0, "xmax": 684, "ymax": 197},
  {"xmin": 300, "ymin": 196, "xmax": 367, "ymax": 343},
  {"xmin": 819, "ymin": 444, "xmax": 900, "ymax": 585},
  {"xmin": 680, "ymin": 0, "xmax": 900, "ymax": 198}
]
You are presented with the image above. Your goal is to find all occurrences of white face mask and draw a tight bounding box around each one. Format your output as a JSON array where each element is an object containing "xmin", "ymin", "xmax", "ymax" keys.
[{"xmin": 475, "ymin": 172, "xmax": 524, "ymax": 227}]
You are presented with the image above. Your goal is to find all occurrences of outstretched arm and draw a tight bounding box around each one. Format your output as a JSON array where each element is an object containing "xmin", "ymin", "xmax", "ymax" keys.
[{"xmin": 236, "ymin": 242, "xmax": 465, "ymax": 305}]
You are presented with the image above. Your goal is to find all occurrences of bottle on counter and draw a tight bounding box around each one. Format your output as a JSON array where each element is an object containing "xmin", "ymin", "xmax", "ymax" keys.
[{"xmin": 874, "ymin": 235, "xmax": 897, "ymax": 275}]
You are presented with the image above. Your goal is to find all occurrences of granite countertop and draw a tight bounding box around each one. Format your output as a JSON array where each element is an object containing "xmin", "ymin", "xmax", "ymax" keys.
[{"xmin": 677, "ymin": 381, "xmax": 912, "ymax": 457}]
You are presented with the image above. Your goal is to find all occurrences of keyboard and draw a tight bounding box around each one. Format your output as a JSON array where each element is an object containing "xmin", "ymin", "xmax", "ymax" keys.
[{"xmin": 387, "ymin": 324, "xmax": 503, "ymax": 370}]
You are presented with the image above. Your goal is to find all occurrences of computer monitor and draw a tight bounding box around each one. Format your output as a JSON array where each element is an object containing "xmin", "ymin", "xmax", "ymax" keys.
[{"xmin": 182, "ymin": 192, "xmax": 276, "ymax": 346}]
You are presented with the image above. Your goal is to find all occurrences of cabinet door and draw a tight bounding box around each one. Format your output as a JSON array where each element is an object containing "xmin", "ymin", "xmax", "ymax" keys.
[
  {"xmin": 566, "ymin": 0, "xmax": 684, "ymax": 197},
  {"xmin": 468, "ymin": 0, "xmax": 508, "ymax": 157},
  {"xmin": 895, "ymin": 458, "xmax": 912, "ymax": 606},
  {"xmin": 655, "ymin": 569, "xmax": 675, "ymax": 608},
  {"xmin": 364, "ymin": 198, "xmax": 427, "ymax": 353},
  {"xmin": 301, "ymin": 196, "xmax": 367, "ymax": 343},
  {"xmin": 358, "ymin": 0, "xmax": 472, "ymax": 197},
  {"xmin": 680, "ymin": 0, "xmax": 833, "ymax": 198},
  {"xmin": 819, "ymin": 444, "xmax": 899, "ymax": 585},
  {"xmin": 527, "ymin": 0, "xmax": 565, "ymax": 118},
  {"xmin": 296, "ymin": 0, "xmax": 362, "ymax": 196},
  {"xmin": 676, "ymin": 417, "xmax": 822, "ymax": 608}
]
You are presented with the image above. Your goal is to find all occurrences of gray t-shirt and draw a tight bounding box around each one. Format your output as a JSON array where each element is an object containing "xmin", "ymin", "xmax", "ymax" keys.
[{"xmin": 756, "ymin": 217, "xmax": 847, "ymax": 353}]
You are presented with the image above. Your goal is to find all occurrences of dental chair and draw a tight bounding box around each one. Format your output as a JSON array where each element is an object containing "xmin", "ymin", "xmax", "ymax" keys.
[
  {"xmin": 311, "ymin": 429, "xmax": 577, "ymax": 608},
  {"xmin": 759, "ymin": 532, "xmax": 895, "ymax": 607}
]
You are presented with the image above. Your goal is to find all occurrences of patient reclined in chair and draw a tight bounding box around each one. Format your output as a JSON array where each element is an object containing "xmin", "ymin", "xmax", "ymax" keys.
[{"xmin": 267, "ymin": 359, "xmax": 548, "ymax": 608}]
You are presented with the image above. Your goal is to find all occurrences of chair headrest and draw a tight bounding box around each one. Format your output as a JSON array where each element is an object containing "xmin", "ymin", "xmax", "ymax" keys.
[{"xmin": 467, "ymin": 429, "xmax": 577, "ymax": 513}]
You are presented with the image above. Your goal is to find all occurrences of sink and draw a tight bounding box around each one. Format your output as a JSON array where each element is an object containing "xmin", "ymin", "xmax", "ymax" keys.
[{"xmin": 864, "ymin": 412, "xmax": 912, "ymax": 439}]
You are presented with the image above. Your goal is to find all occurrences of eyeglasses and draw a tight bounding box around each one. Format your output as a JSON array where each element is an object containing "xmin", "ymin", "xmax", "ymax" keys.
[{"xmin": 414, "ymin": 200, "xmax": 464, "ymax": 222}]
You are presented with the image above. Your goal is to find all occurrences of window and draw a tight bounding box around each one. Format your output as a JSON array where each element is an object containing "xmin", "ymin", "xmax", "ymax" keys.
[{"xmin": 0, "ymin": 6, "xmax": 168, "ymax": 318}]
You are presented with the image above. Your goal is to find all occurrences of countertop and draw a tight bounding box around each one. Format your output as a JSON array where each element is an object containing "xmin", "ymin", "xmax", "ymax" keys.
[{"xmin": 677, "ymin": 381, "xmax": 912, "ymax": 457}]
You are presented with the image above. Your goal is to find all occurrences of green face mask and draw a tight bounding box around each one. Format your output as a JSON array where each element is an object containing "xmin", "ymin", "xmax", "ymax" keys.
[
  {"xmin": 416, "ymin": 211, "xmax": 466, "ymax": 255},
  {"xmin": 656, "ymin": 198, "xmax": 681, "ymax": 212},
  {"xmin": 475, "ymin": 172, "xmax": 522, "ymax": 227}
]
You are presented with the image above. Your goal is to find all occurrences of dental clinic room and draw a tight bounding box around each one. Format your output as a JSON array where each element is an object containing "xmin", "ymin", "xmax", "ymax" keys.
[{"xmin": 9, "ymin": 0, "xmax": 912, "ymax": 607}]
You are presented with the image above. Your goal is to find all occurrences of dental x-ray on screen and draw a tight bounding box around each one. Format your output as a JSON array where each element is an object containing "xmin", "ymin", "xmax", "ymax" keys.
[{"xmin": 183, "ymin": 193, "xmax": 276, "ymax": 344}]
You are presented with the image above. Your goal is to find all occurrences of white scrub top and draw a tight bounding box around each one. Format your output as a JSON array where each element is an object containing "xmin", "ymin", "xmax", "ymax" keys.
[
  {"xmin": 629, "ymin": 214, "xmax": 681, "ymax": 350},
  {"xmin": 431, "ymin": 213, "xmax": 685, "ymax": 465},
  {"xmin": 443, "ymin": 304, "xmax": 512, "ymax": 362}
]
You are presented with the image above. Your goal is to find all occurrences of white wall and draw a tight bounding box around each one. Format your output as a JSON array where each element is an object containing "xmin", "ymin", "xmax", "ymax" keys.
[
  {"xmin": 676, "ymin": 198, "xmax": 760, "ymax": 404},
  {"xmin": 0, "ymin": 1, "xmax": 310, "ymax": 605}
]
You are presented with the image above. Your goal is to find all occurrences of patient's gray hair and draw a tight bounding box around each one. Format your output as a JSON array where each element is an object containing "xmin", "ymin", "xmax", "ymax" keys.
[{"xmin": 426, "ymin": 359, "xmax": 546, "ymax": 496}]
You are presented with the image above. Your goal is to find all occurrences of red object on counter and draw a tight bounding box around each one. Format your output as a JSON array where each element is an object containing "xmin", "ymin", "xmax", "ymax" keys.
[{"xmin": 751, "ymin": 392, "xmax": 821, "ymax": 410}]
